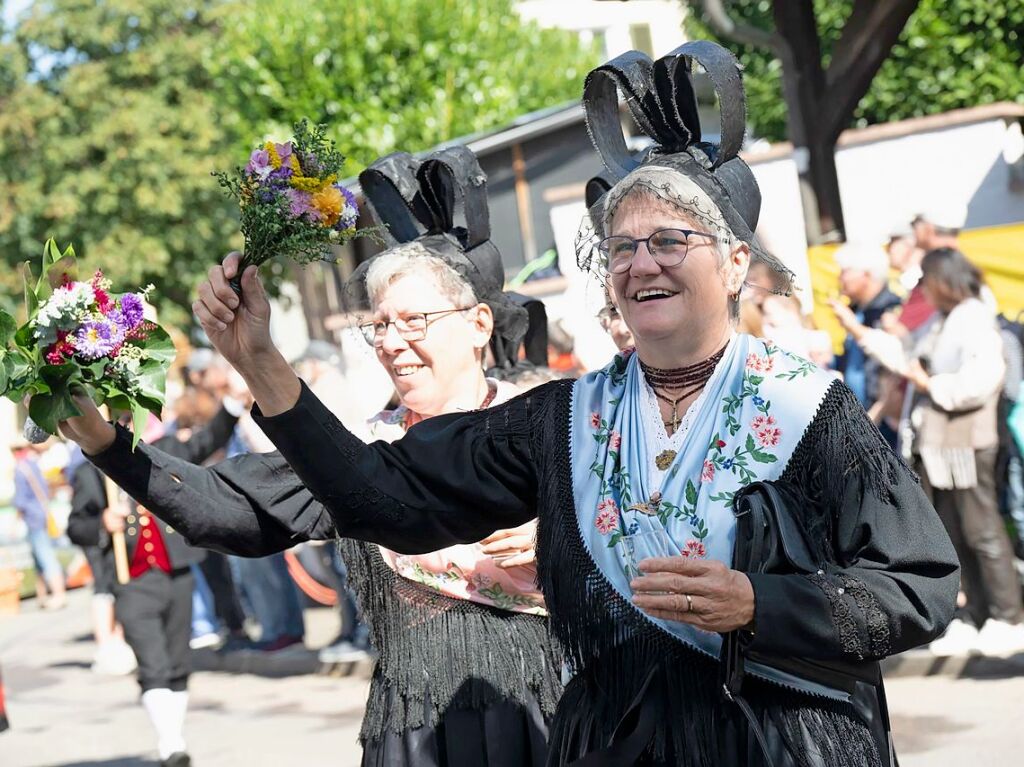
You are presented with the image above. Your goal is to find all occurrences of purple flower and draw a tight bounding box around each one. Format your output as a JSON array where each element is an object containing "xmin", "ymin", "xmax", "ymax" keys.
[
  {"xmin": 274, "ymin": 142, "xmax": 293, "ymax": 167},
  {"xmin": 246, "ymin": 149, "xmax": 272, "ymax": 179},
  {"xmin": 336, "ymin": 184, "xmax": 359, "ymax": 230},
  {"xmin": 74, "ymin": 318, "xmax": 123, "ymax": 360},
  {"xmin": 285, "ymin": 188, "xmax": 318, "ymax": 220},
  {"xmin": 117, "ymin": 293, "xmax": 145, "ymax": 329}
]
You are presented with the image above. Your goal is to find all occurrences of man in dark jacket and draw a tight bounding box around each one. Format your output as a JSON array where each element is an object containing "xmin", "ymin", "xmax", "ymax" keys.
[{"xmin": 67, "ymin": 397, "xmax": 241, "ymax": 767}]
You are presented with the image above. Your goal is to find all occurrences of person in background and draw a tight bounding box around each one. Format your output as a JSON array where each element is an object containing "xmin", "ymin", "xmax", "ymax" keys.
[
  {"xmin": 12, "ymin": 439, "xmax": 67, "ymax": 610},
  {"xmin": 222, "ymin": 374, "xmax": 307, "ymax": 653},
  {"xmin": 597, "ymin": 283, "xmax": 634, "ymax": 351},
  {"xmin": 894, "ymin": 248, "xmax": 1024, "ymax": 658},
  {"xmin": 66, "ymin": 388, "xmax": 240, "ymax": 767},
  {"xmin": 900, "ymin": 205, "xmax": 966, "ymax": 333},
  {"xmin": 66, "ymin": 443, "xmax": 137, "ymax": 674},
  {"xmin": 886, "ymin": 223, "xmax": 924, "ymax": 297}
]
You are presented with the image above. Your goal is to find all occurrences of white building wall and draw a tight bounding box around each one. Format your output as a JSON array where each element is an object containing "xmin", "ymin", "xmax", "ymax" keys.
[{"xmin": 516, "ymin": 0, "xmax": 687, "ymax": 59}]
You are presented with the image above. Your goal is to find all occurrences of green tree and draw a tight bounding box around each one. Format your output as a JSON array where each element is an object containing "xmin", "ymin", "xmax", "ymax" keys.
[
  {"xmin": 688, "ymin": 0, "xmax": 1024, "ymax": 143},
  {"xmin": 0, "ymin": 0, "xmax": 238, "ymax": 325},
  {"xmin": 213, "ymin": 0, "xmax": 598, "ymax": 174}
]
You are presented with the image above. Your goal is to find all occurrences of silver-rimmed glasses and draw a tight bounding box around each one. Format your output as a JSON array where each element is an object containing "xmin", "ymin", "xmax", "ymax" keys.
[
  {"xmin": 597, "ymin": 228, "xmax": 721, "ymax": 274},
  {"xmin": 358, "ymin": 307, "xmax": 475, "ymax": 347}
]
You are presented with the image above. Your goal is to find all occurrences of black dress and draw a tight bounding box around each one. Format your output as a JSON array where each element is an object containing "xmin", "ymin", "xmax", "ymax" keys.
[{"xmin": 88, "ymin": 378, "xmax": 959, "ymax": 767}]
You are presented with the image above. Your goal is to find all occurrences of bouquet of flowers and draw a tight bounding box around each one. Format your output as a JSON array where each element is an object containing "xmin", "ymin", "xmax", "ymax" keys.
[
  {"xmin": 0, "ymin": 239, "xmax": 174, "ymax": 448},
  {"xmin": 215, "ymin": 119, "xmax": 369, "ymax": 286}
]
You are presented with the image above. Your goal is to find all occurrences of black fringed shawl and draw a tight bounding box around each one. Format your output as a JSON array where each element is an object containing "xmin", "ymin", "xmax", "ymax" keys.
[{"xmin": 338, "ymin": 538, "xmax": 562, "ymax": 743}]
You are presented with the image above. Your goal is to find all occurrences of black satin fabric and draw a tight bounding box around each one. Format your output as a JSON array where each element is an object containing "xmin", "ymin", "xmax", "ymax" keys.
[{"xmin": 361, "ymin": 693, "xmax": 550, "ymax": 767}]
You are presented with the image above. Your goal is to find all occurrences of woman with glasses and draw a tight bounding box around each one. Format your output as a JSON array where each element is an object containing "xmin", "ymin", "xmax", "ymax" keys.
[
  {"xmin": 59, "ymin": 150, "xmax": 561, "ymax": 767},
  {"xmin": 597, "ymin": 283, "xmax": 634, "ymax": 352},
  {"xmin": 63, "ymin": 44, "xmax": 958, "ymax": 766}
]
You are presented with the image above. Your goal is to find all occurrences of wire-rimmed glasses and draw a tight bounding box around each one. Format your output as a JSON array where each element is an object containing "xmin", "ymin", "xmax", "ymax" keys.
[
  {"xmin": 358, "ymin": 307, "xmax": 475, "ymax": 347},
  {"xmin": 597, "ymin": 228, "xmax": 721, "ymax": 274}
]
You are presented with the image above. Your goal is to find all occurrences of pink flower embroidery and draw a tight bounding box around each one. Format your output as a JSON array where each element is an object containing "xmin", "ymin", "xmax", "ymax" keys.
[
  {"xmin": 701, "ymin": 460, "xmax": 715, "ymax": 483},
  {"xmin": 745, "ymin": 353, "xmax": 775, "ymax": 373},
  {"xmin": 756, "ymin": 426, "xmax": 782, "ymax": 448},
  {"xmin": 609, "ymin": 430, "xmax": 622, "ymax": 450},
  {"xmin": 590, "ymin": 412, "xmax": 602, "ymax": 429},
  {"xmin": 683, "ymin": 539, "xmax": 707, "ymax": 558},
  {"xmin": 470, "ymin": 572, "xmax": 493, "ymax": 591},
  {"xmin": 750, "ymin": 414, "xmax": 776, "ymax": 432},
  {"xmin": 595, "ymin": 500, "xmax": 620, "ymax": 534}
]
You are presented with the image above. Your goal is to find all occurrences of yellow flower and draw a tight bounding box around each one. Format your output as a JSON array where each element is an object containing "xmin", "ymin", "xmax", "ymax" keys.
[
  {"xmin": 289, "ymin": 172, "xmax": 337, "ymax": 193},
  {"xmin": 265, "ymin": 141, "xmax": 282, "ymax": 169},
  {"xmin": 311, "ymin": 185, "xmax": 343, "ymax": 227}
]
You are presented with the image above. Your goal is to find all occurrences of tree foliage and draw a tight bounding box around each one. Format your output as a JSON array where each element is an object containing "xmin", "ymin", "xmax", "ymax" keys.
[
  {"xmin": 687, "ymin": 0, "xmax": 1024, "ymax": 142},
  {"xmin": 0, "ymin": 0, "xmax": 597, "ymax": 324},
  {"xmin": 0, "ymin": 1, "xmax": 238, "ymax": 325},
  {"xmin": 213, "ymin": 0, "xmax": 598, "ymax": 175}
]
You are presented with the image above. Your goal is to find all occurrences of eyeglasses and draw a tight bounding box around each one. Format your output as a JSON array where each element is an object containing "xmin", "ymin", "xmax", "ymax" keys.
[
  {"xmin": 596, "ymin": 305, "xmax": 621, "ymax": 330},
  {"xmin": 597, "ymin": 228, "xmax": 721, "ymax": 274},
  {"xmin": 358, "ymin": 307, "xmax": 476, "ymax": 346}
]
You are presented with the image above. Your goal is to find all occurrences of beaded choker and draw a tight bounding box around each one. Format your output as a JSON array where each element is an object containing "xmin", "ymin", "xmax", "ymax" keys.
[{"xmin": 640, "ymin": 344, "xmax": 727, "ymax": 433}]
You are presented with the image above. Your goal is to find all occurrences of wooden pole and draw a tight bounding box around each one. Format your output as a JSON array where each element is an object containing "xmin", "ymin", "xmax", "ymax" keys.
[{"xmin": 98, "ymin": 405, "xmax": 130, "ymax": 585}]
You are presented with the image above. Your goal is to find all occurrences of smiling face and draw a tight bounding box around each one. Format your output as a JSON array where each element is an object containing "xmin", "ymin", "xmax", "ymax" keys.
[
  {"xmin": 371, "ymin": 269, "xmax": 493, "ymax": 417},
  {"xmin": 606, "ymin": 192, "xmax": 748, "ymax": 365}
]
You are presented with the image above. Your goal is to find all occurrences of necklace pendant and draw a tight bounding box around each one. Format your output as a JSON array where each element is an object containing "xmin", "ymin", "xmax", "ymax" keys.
[{"xmin": 655, "ymin": 449, "xmax": 676, "ymax": 470}]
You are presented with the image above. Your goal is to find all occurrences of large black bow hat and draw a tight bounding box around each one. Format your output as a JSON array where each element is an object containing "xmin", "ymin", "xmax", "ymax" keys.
[
  {"xmin": 583, "ymin": 40, "xmax": 780, "ymax": 275},
  {"xmin": 349, "ymin": 146, "xmax": 528, "ymax": 369}
]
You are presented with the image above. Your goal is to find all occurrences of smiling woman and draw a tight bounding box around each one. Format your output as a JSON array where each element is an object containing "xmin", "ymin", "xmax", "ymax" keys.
[{"xmin": 59, "ymin": 41, "xmax": 959, "ymax": 767}]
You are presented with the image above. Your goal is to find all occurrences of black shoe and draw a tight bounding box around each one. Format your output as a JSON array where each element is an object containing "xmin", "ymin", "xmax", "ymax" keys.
[{"xmin": 161, "ymin": 752, "xmax": 191, "ymax": 767}]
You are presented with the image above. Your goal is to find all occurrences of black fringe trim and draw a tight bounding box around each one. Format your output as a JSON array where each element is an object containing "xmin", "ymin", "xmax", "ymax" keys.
[
  {"xmin": 533, "ymin": 379, "xmax": 883, "ymax": 766},
  {"xmin": 337, "ymin": 538, "xmax": 563, "ymax": 743}
]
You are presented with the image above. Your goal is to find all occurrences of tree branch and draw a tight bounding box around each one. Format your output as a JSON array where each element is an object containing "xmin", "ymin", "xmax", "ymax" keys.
[{"xmin": 698, "ymin": 0, "xmax": 785, "ymax": 56}]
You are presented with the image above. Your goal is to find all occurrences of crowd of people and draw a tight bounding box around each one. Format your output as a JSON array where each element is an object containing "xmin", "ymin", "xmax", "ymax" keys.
[{"xmin": 2, "ymin": 37, "xmax": 1022, "ymax": 767}]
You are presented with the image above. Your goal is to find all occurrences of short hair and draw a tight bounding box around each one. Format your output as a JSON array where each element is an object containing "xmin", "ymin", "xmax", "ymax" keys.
[
  {"xmin": 364, "ymin": 242, "xmax": 477, "ymax": 309},
  {"xmin": 921, "ymin": 247, "xmax": 982, "ymax": 303},
  {"xmin": 833, "ymin": 242, "xmax": 889, "ymax": 283}
]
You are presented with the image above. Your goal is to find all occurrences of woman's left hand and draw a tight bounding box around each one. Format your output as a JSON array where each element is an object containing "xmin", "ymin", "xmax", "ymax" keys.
[
  {"xmin": 480, "ymin": 521, "xmax": 537, "ymax": 568},
  {"xmin": 630, "ymin": 557, "xmax": 755, "ymax": 633}
]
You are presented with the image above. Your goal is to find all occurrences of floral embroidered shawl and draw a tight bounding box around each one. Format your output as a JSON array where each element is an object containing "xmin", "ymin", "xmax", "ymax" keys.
[
  {"xmin": 571, "ymin": 334, "xmax": 833, "ymax": 657},
  {"xmin": 368, "ymin": 380, "xmax": 547, "ymax": 615}
]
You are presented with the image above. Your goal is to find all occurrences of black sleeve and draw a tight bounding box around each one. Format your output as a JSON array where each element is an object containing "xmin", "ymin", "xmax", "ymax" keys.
[
  {"xmin": 66, "ymin": 463, "xmax": 107, "ymax": 548},
  {"xmin": 745, "ymin": 383, "xmax": 960, "ymax": 661},
  {"xmin": 161, "ymin": 405, "xmax": 239, "ymax": 464},
  {"xmin": 252, "ymin": 380, "xmax": 545, "ymax": 554},
  {"xmin": 86, "ymin": 425, "xmax": 336, "ymax": 557}
]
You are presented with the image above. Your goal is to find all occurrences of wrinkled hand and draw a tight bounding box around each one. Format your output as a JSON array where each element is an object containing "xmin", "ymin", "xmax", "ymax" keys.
[
  {"xmin": 58, "ymin": 394, "xmax": 116, "ymax": 456},
  {"xmin": 193, "ymin": 253, "xmax": 274, "ymax": 369},
  {"xmin": 630, "ymin": 557, "xmax": 755, "ymax": 633},
  {"xmin": 480, "ymin": 521, "xmax": 538, "ymax": 568}
]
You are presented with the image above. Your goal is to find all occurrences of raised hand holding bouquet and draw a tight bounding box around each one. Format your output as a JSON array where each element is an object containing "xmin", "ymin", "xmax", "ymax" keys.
[
  {"xmin": 215, "ymin": 119, "xmax": 369, "ymax": 291},
  {"xmin": 0, "ymin": 239, "xmax": 174, "ymax": 448}
]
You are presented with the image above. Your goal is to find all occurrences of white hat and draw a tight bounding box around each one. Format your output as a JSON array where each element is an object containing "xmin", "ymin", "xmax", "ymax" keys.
[
  {"xmin": 915, "ymin": 201, "xmax": 967, "ymax": 232},
  {"xmin": 833, "ymin": 242, "xmax": 890, "ymax": 283}
]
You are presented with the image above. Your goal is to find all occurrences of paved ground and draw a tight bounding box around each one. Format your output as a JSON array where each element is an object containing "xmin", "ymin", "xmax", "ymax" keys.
[{"xmin": 2, "ymin": 587, "xmax": 1023, "ymax": 767}]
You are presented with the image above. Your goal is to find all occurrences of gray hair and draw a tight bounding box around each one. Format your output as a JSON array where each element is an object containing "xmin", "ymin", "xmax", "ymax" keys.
[
  {"xmin": 364, "ymin": 242, "xmax": 478, "ymax": 309},
  {"xmin": 833, "ymin": 242, "xmax": 890, "ymax": 284}
]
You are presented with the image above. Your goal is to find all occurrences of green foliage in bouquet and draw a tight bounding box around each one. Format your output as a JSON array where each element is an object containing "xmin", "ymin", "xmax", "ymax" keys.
[
  {"xmin": 214, "ymin": 119, "xmax": 370, "ymax": 279},
  {"xmin": 0, "ymin": 239, "xmax": 175, "ymax": 448}
]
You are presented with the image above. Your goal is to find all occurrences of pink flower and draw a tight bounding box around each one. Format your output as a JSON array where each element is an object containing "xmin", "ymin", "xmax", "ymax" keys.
[
  {"xmin": 683, "ymin": 539, "xmax": 707, "ymax": 558},
  {"xmin": 756, "ymin": 426, "xmax": 782, "ymax": 448},
  {"xmin": 750, "ymin": 414, "xmax": 775, "ymax": 432},
  {"xmin": 590, "ymin": 412, "xmax": 602, "ymax": 429},
  {"xmin": 595, "ymin": 500, "xmax": 620, "ymax": 534},
  {"xmin": 745, "ymin": 354, "xmax": 775, "ymax": 373},
  {"xmin": 701, "ymin": 460, "xmax": 715, "ymax": 483},
  {"xmin": 609, "ymin": 431, "xmax": 621, "ymax": 450}
]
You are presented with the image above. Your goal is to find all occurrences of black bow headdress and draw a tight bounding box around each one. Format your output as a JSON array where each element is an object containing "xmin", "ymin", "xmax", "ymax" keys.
[
  {"xmin": 348, "ymin": 146, "xmax": 528, "ymax": 370},
  {"xmin": 581, "ymin": 40, "xmax": 791, "ymax": 288}
]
